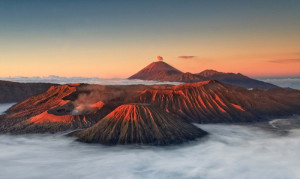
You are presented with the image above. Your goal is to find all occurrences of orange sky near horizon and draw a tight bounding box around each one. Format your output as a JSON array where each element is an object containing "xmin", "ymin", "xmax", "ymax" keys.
[
  {"xmin": 1, "ymin": 41, "xmax": 299, "ymax": 78},
  {"xmin": 0, "ymin": 1, "xmax": 299, "ymax": 78}
]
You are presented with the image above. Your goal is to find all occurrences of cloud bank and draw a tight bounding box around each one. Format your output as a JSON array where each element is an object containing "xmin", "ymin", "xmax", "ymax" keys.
[
  {"xmin": 0, "ymin": 102, "xmax": 299, "ymax": 179},
  {"xmin": 258, "ymin": 77, "xmax": 300, "ymax": 90},
  {"xmin": 0, "ymin": 103, "xmax": 15, "ymax": 115},
  {"xmin": 0, "ymin": 76, "xmax": 181, "ymax": 85},
  {"xmin": 1, "ymin": 76, "xmax": 300, "ymax": 89},
  {"xmin": 0, "ymin": 124, "xmax": 299, "ymax": 179},
  {"xmin": 1, "ymin": 75, "xmax": 300, "ymax": 90}
]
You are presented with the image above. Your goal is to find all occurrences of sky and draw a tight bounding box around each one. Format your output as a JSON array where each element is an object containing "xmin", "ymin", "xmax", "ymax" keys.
[{"xmin": 0, "ymin": 0, "xmax": 299, "ymax": 78}]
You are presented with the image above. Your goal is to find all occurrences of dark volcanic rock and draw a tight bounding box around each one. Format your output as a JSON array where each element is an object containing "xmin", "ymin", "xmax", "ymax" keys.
[
  {"xmin": 1, "ymin": 80, "xmax": 300, "ymax": 135},
  {"xmin": 0, "ymin": 84, "xmax": 151, "ymax": 134},
  {"xmin": 75, "ymin": 104, "xmax": 207, "ymax": 145},
  {"xmin": 197, "ymin": 70, "xmax": 277, "ymax": 89},
  {"xmin": 0, "ymin": 84, "xmax": 104, "ymax": 134},
  {"xmin": 0, "ymin": 80, "xmax": 56, "ymax": 103},
  {"xmin": 137, "ymin": 81, "xmax": 300, "ymax": 123}
]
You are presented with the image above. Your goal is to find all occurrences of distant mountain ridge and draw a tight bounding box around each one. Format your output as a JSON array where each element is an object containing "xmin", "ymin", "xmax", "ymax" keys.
[
  {"xmin": 129, "ymin": 60, "xmax": 278, "ymax": 89},
  {"xmin": 0, "ymin": 80, "xmax": 57, "ymax": 103}
]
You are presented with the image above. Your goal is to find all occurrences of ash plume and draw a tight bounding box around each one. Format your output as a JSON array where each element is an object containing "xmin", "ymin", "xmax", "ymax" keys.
[{"xmin": 157, "ymin": 56, "xmax": 164, "ymax": 61}]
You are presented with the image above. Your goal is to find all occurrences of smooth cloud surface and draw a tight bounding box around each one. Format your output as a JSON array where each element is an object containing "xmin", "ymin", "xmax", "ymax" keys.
[
  {"xmin": 258, "ymin": 77, "xmax": 300, "ymax": 89},
  {"xmin": 0, "ymin": 103, "xmax": 299, "ymax": 179},
  {"xmin": 0, "ymin": 103, "xmax": 15, "ymax": 115},
  {"xmin": 0, "ymin": 124, "xmax": 299, "ymax": 179},
  {"xmin": 0, "ymin": 76, "xmax": 181, "ymax": 85},
  {"xmin": 1, "ymin": 76, "xmax": 300, "ymax": 89}
]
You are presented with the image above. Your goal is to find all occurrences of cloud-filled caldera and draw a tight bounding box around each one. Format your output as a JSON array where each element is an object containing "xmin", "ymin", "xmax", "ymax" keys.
[
  {"xmin": 0, "ymin": 89, "xmax": 300, "ymax": 179},
  {"xmin": 0, "ymin": 121, "xmax": 299, "ymax": 179}
]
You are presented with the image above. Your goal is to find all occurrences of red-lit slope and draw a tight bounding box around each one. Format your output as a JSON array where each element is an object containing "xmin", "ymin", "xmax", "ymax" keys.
[
  {"xmin": 138, "ymin": 80, "xmax": 300, "ymax": 123},
  {"xmin": 6, "ymin": 84, "xmax": 76, "ymax": 119},
  {"xmin": 90, "ymin": 101, "xmax": 104, "ymax": 110},
  {"xmin": 0, "ymin": 84, "xmax": 154, "ymax": 134},
  {"xmin": 0, "ymin": 84, "xmax": 105, "ymax": 134},
  {"xmin": 29, "ymin": 111, "xmax": 81, "ymax": 124},
  {"xmin": 1, "ymin": 81, "xmax": 300, "ymax": 135},
  {"xmin": 75, "ymin": 104, "xmax": 207, "ymax": 145}
]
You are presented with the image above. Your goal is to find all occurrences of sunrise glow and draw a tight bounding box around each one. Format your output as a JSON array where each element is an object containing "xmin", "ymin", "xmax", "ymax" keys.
[{"xmin": 0, "ymin": 1, "xmax": 299, "ymax": 78}]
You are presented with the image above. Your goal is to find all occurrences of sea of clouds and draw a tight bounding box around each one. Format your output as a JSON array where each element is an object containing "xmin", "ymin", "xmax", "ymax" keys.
[
  {"xmin": 1, "ymin": 76, "xmax": 300, "ymax": 89},
  {"xmin": 0, "ymin": 104, "xmax": 300, "ymax": 179},
  {"xmin": 0, "ymin": 76, "xmax": 299, "ymax": 179},
  {"xmin": 0, "ymin": 103, "xmax": 16, "ymax": 115},
  {"xmin": 258, "ymin": 77, "xmax": 300, "ymax": 89},
  {"xmin": 0, "ymin": 76, "xmax": 181, "ymax": 85}
]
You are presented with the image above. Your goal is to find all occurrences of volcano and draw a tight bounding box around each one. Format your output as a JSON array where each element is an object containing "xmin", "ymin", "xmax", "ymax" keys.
[
  {"xmin": 0, "ymin": 84, "xmax": 105, "ymax": 134},
  {"xmin": 129, "ymin": 61, "xmax": 183, "ymax": 81},
  {"xmin": 128, "ymin": 58, "xmax": 277, "ymax": 89},
  {"xmin": 1, "ymin": 81, "xmax": 299, "ymax": 137},
  {"xmin": 137, "ymin": 80, "xmax": 295, "ymax": 123},
  {"xmin": 75, "ymin": 104, "xmax": 207, "ymax": 145}
]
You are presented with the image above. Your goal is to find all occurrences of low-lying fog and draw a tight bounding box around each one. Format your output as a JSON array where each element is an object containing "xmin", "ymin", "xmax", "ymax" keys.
[
  {"xmin": 1, "ymin": 105, "xmax": 300, "ymax": 179},
  {"xmin": 258, "ymin": 77, "xmax": 300, "ymax": 90},
  {"xmin": 1, "ymin": 76, "xmax": 300, "ymax": 89},
  {"xmin": 0, "ymin": 76, "xmax": 181, "ymax": 85}
]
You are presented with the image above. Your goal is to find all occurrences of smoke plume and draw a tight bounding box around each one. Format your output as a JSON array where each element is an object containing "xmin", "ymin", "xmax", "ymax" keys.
[{"xmin": 157, "ymin": 56, "xmax": 163, "ymax": 61}]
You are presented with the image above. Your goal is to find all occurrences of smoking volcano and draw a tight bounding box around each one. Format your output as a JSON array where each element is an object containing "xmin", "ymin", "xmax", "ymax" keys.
[
  {"xmin": 1, "ymin": 80, "xmax": 300, "ymax": 145},
  {"xmin": 129, "ymin": 57, "xmax": 277, "ymax": 89}
]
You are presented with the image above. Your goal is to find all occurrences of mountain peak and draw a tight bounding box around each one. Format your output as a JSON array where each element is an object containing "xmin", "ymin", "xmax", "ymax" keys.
[
  {"xmin": 198, "ymin": 69, "xmax": 222, "ymax": 77},
  {"xmin": 128, "ymin": 57, "xmax": 278, "ymax": 89},
  {"xmin": 144, "ymin": 61, "xmax": 182, "ymax": 73},
  {"xmin": 75, "ymin": 103, "xmax": 207, "ymax": 145},
  {"xmin": 128, "ymin": 60, "xmax": 183, "ymax": 80}
]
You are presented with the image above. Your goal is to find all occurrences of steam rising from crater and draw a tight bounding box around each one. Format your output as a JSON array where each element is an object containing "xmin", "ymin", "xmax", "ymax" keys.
[
  {"xmin": 71, "ymin": 90, "xmax": 104, "ymax": 115},
  {"xmin": 70, "ymin": 85, "xmax": 125, "ymax": 115}
]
